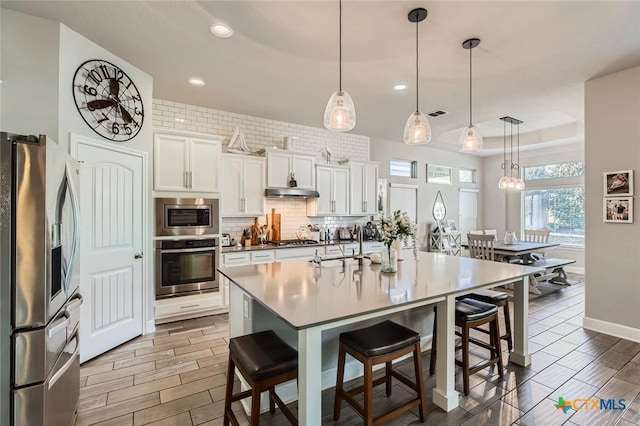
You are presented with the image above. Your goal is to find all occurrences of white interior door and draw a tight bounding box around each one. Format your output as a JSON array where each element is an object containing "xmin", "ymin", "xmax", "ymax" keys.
[
  {"xmin": 459, "ymin": 189, "xmax": 479, "ymax": 245},
  {"xmin": 73, "ymin": 138, "xmax": 144, "ymax": 362}
]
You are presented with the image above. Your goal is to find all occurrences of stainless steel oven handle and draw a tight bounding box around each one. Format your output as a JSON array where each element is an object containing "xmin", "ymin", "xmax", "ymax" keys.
[
  {"xmin": 48, "ymin": 310, "xmax": 71, "ymax": 338},
  {"xmin": 47, "ymin": 332, "xmax": 80, "ymax": 390},
  {"xmin": 158, "ymin": 247, "xmax": 217, "ymax": 254}
]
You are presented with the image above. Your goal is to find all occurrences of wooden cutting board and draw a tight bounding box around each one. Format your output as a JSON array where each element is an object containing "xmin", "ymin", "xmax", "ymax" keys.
[{"xmin": 273, "ymin": 214, "xmax": 281, "ymax": 241}]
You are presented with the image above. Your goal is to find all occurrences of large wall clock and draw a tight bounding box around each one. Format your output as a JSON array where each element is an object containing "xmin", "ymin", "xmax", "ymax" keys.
[{"xmin": 72, "ymin": 59, "xmax": 144, "ymax": 142}]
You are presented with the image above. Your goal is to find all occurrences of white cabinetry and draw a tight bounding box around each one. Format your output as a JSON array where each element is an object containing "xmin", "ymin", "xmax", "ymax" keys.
[
  {"xmin": 307, "ymin": 165, "xmax": 349, "ymax": 216},
  {"xmin": 341, "ymin": 160, "xmax": 379, "ymax": 215},
  {"xmin": 154, "ymin": 292, "xmax": 223, "ymax": 324},
  {"xmin": 154, "ymin": 132, "xmax": 222, "ymax": 193},
  {"xmin": 221, "ymin": 154, "xmax": 265, "ymax": 217},
  {"xmin": 265, "ymin": 149, "xmax": 315, "ymax": 189}
]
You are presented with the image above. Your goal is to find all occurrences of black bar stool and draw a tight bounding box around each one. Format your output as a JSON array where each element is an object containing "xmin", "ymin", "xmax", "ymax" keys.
[
  {"xmin": 333, "ymin": 320, "xmax": 427, "ymax": 425},
  {"xmin": 464, "ymin": 289, "xmax": 513, "ymax": 352},
  {"xmin": 223, "ymin": 330, "xmax": 298, "ymax": 426},
  {"xmin": 429, "ymin": 299, "xmax": 504, "ymax": 395}
]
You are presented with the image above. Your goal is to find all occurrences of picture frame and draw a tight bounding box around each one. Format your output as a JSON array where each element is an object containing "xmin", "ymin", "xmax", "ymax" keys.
[
  {"xmin": 604, "ymin": 197, "xmax": 633, "ymax": 223},
  {"xmin": 604, "ymin": 170, "xmax": 633, "ymax": 196},
  {"xmin": 446, "ymin": 219, "xmax": 457, "ymax": 231},
  {"xmin": 427, "ymin": 164, "xmax": 452, "ymax": 185}
]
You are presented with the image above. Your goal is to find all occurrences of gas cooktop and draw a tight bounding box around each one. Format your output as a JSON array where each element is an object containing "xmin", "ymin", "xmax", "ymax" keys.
[{"xmin": 268, "ymin": 239, "xmax": 320, "ymax": 247}]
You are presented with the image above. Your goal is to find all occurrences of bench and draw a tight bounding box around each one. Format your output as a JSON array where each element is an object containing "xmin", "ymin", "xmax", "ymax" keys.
[{"xmin": 531, "ymin": 258, "xmax": 576, "ymax": 285}]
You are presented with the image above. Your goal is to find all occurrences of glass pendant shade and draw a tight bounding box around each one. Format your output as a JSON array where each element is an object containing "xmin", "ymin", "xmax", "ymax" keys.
[
  {"xmin": 324, "ymin": 90, "xmax": 356, "ymax": 132},
  {"xmin": 403, "ymin": 111, "xmax": 431, "ymax": 145},
  {"xmin": 498, "ymin": 175, "xmax": 510, "ymax": 190},
  {"xmin": 515, "ymin": 177, "xmax": 525, "ymax": 190},
  {"xmin": 459, "ymin": 125, "xmax": 483, "ymax": 152}
]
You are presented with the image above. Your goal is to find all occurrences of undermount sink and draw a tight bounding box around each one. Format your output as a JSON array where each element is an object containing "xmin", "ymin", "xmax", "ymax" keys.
[{"xmin": 311, "ymin": 257, "xmax": 372, "ymax": 268}]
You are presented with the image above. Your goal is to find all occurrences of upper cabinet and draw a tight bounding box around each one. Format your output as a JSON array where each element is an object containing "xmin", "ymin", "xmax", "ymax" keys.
[
  {"xmin": 307, "ymin": 165, "xmax": 349, "ymax": 216},
  {"xmin": 341, "ymin": 160, "xmax": 379, "ymax": 216},
  {"xmin": 264, "ymin": 149, "xmax": 315, "ymax": 189},
  {"xmin": 221, "ymin": 154, "xmax": 265, "ymax": 217},
  {"xmin": 154, "ymin": 132, "xmax": 222, "ymax": 193}
]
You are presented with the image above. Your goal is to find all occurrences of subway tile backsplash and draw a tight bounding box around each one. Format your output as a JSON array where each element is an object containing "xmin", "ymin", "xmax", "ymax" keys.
[{"xmin": 152, "ymin": 99, "xmax": 372, "ymax": 242}]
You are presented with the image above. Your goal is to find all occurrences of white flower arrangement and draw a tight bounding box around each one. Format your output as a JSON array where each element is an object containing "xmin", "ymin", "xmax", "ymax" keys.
[{"xmin": 377, "ymin": 210, "xmax": 418, "ymax": 258}]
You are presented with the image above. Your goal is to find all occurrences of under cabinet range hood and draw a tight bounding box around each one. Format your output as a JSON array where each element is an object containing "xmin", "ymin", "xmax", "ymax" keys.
[{"xmin": 264, "ymin": 188, "xmax": 320, "ymax": 198}]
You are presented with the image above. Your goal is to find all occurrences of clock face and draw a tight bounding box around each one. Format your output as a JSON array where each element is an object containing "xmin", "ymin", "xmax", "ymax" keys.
[{"xmin": 72, "ymin": 59, "xmax": 144, "ymax": 142}]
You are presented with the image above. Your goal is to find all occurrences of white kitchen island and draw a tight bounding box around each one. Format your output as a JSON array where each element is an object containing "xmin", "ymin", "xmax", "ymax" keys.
[{"xmin": 219, "ymin": 252, "xmax": 542, "ymax": 425}]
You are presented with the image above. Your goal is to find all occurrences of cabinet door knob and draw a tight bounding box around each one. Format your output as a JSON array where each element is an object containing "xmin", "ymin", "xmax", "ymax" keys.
[{"xmin": 134, "ymin": 252, "xmax": 143, "ymax": 259}]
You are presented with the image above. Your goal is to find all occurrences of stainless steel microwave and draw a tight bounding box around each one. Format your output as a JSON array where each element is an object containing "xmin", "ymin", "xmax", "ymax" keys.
[{"xmin": 155, "ymin": 197, "xmax": 219, "ymax": 236}]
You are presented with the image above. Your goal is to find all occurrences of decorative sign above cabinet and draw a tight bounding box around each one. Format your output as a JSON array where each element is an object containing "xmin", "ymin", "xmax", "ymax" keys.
[{"xmin": 72, "ymin": 59, "xmax": 144, "ymax": 142}]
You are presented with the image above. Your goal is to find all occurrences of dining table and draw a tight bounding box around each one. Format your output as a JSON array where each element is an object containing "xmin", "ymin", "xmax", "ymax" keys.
[
  {"xmin": 219, "ymin": 252, "xmax": 543, "ymax": 425},
  {"xmin": 491, "ymin": 241, "xmax": 559, "ymax": 262}
]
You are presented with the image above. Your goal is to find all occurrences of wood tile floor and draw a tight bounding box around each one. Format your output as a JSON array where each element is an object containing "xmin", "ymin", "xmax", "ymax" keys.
[{"xmin": 77, "ymin": 277, "xmax": 640, "ymax": 425}]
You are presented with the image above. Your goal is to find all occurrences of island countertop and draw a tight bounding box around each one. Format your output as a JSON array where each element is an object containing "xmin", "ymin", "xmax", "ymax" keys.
[{"xmin": 218, "ymin": 252, "xmax": 542, "ymax": 330}]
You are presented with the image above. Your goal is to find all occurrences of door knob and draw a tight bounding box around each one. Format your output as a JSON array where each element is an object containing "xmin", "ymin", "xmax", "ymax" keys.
[{"xmin": 134, "ymin": 253, "xmax": 143, "ymax": 259}]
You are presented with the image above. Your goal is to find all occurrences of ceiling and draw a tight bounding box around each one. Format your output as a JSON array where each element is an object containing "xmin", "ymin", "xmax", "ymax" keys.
[{"xmin": 4, "ymin": 1, "xmax": 640, "ymax": 155}]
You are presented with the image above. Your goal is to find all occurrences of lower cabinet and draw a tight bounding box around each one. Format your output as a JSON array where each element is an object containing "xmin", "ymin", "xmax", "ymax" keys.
[{"xmin": 155, "ymin": 292, "xmax": 224, "ymax": 324}]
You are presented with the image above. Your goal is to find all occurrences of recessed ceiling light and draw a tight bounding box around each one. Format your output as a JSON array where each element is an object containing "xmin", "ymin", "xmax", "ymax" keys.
[
  {"xmin": 188, "ymin": 77, "xmax": 206, "ymax": 87},
  {"xmin": 393, "ymin": 84, "xmax": 408, "ymax": 91},
  {"xmin": 210, "ymin": 23, "xmax": 233, "ymax": 38}
]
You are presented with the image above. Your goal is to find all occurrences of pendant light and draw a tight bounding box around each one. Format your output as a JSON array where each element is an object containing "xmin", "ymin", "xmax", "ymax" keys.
[
  {"xmin": 459, "ymin": 38, "xmax": 483, "ymax": 152},
  {"xmin": 324, "ymin": 0, "xmax": 356, "ymax": 132},
  {"xmin": 514, "ymin": 120, "xmax": 525, "ymax": 190},
  {"xmin": 403, "ymin": 8, "xmax": 431, "ymax": 145},
  {"xmin": 498, "ymin": 116, "xmax": 524, "ymax": 191}
]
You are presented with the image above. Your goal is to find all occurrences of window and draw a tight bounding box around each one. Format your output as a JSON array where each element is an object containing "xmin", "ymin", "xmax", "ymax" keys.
[
  {"xmin": 459, "ymin": 168, "xmax": 476, "ymax": 184},
  {"xmin": 523, "ymin": 187, "xmax": 584, "ymax": 246},
  {"xmin": 524, "ymin": 161, "xmax": 584, "ymax": 181},
  {"xmin": 389, "ymin": 160, "xmax": 417, "ymax": 178}
]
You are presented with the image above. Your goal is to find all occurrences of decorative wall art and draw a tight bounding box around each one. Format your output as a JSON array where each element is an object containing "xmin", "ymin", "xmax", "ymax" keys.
[
  {"xmin": 604, "ymin": 197, "xmax": 633, "ymax": 223},
  {"xmin": 427, "ymin": 164, "xmax": 452, "ymax": 185},
  {"xmin": 604, "ymin": 170, "xmax": 633, "ymax": 196}
]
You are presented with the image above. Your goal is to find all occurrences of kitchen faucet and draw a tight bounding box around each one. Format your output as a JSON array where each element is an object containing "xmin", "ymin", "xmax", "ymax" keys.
[{"xmin": 354, "ymin": 224, "xmax": 364, "ymax": 265}]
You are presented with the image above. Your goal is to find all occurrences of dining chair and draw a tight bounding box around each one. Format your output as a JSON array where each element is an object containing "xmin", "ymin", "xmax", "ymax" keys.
[
  {"xmin": 467, "ymin": 233, "xmax": 495, "ymax": 261},
  {"xmin": 465, "ymin": 233, "xmax": 513, "ymax": 351},
  {"xmin": 483, "ymin": 229, "xmax": 498, "ymax": 241},
  {"xmin": 523, "ymin": 229, "xmax": 551, "ymax": 262}
]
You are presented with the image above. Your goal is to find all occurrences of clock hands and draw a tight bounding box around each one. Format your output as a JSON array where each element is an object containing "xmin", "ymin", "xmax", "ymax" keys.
[
  {"xmin": 109, "ymin": 78, "xmax": 120, "ymax": 98},
  {"xmin": 86, "ymin": 98, "xmax": 133, "ymax": 124},
  {"xmin": 87, "ymin": 99, "xmax": 116, "ymax": 111},
  {"xmin": 118, "ymin": 104, "xmax": 133, "ymax": 124}
]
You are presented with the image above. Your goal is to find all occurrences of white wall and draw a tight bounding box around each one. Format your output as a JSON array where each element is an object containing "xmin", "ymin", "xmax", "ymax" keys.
[
  {"xmin": 1, "ymin": 9, "xmax": 60, "ymax": 137},
  {"xmin": 584, "ymin": 66, "xmax": 640, "ymax": 340},
  {"xmin": 482, "ymin": 143, "xmax": 585, "ymax": 270},
  {"xmin": 370, "ymin": 138, "xmax": 484, "ymax": 250}
]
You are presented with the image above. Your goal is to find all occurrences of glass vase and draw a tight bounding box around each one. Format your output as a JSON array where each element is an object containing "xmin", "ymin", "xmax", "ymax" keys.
[
  {"xmin": 381, "ymin": 246, "xmax": 398, "ymax": 273},
  {"xmin": 392, "ymin": 238, "xmax": 405, "ymax": 261}
]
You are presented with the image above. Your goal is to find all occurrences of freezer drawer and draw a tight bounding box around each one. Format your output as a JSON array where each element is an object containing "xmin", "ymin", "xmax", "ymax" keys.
[
  {"xmin": 13, "ymin": 334, "xmax": 79, "ymax": 426},
  {"xmin": 13, "ymin": 307, "xmax": 69, "ymax": 387}
]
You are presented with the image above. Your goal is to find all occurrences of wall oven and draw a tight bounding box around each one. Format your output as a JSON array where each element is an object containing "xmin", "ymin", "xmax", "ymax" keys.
[
  {"xmin": 155, "ymin": 197, "xmax": 219, "ymax": 237},
  {"xmin": 155, "ymin": 238, "xmax": 219, "ymax": 298}
]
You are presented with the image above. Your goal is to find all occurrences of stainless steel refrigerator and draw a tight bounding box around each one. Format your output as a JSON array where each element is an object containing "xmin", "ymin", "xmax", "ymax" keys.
[{"xmin": 0, "ymin": 133, "xmax": 82, "ymax": 425}]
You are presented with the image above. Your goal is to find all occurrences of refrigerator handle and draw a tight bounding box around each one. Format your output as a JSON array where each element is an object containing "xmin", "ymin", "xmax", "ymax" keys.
[
  {"xmin": 47, "ymin": 310, "xmax": 70, "ymax": 338},
  {"xmin": 47, "ymin": 333, "xmax": 80, "ymax": 390},
  {"xmin": 64, "ymin": 162, "xmax": 81, "ymax": 293},
  {"xmin": 67, "ymin": 294, "xmax": 83, "ymax": 311}
]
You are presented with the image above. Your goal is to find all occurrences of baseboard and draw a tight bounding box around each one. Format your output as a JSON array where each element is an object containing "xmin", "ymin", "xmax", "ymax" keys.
[
  {"xmin": 145, "ymin": 319, "xmax": 156, "ymax": 335},
  {"xmin": 583, "ymin": 316, "xmax": 640, "ymax": 343},
  {"xmin": 565, "ymin": 266, "xmax": 584, "ymax": 274}
]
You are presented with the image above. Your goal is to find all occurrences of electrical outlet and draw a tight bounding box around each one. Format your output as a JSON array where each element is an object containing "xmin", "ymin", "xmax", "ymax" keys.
[{"xmin": 243, "ymin": 300, "xmax": 249, "ymax": 318}]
